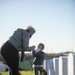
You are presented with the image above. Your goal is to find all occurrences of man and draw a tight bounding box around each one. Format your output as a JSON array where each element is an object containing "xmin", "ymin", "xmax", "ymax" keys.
[{"xmin": 1, "ymin": 26, "xmax": 36, "ymax": 75}]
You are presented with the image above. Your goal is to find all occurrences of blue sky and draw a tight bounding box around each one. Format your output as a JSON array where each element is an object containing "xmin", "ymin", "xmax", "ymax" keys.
[{"xmin": 0, "ymin": 0, "xmax": 75, "ymax": 53}]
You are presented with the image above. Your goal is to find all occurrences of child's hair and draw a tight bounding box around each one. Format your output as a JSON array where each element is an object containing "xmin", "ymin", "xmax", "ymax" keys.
[{"xmin": 38, "ymin": 43, "xmax": 45, "ymax": 50}]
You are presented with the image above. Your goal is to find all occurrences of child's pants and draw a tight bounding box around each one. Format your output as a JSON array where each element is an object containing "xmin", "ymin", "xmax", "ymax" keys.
[{"xmin": 34, "ymin": 67, "xmax": 43, "ymax": 75}]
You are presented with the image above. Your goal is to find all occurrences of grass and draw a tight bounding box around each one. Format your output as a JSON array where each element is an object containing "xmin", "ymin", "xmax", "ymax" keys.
[{"xmin": 0, "ymin": 71, "xmax": 34, "ymax": 75}]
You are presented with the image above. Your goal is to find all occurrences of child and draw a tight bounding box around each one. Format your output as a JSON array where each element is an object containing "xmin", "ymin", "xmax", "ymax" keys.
[{"xmin": 32, "ymin": 43, "xmax": 45, "ymax": 75}]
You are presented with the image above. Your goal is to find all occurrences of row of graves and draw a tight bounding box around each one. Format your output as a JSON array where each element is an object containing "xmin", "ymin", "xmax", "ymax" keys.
[{"xmin": 43, "ymin": 53, "xmax": 75, "ymax": 75}]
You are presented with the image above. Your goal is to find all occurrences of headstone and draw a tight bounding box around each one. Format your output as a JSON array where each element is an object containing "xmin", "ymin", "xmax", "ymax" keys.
[
  {"xmin": 59, "ymin": 56, "xmax": 68, "ymax": 75},
  {"xmin": 68, "ymin": 53, "xmax": 75, "ymax": 75},
  {"xmin": 73, "ymin": 54, "xmax": 75, "ymax": 75},
  {"xmin": 46, "ymin": 60, "xmax": 50, "ymax": 75},
  {"xmin": 43, "ymin": 60, "xmax": 47, "ymax": 70},
  {"xmin": 53, "ymin": 58, "xmax": 59, "ymax": 75},
  {"xmin": 46, "ymin": 59, "xmax": 55, "ymax": 75}
]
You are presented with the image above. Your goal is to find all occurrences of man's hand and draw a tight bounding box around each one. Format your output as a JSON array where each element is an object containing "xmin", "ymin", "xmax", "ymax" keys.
[{"xmin": 31, "ymin": 45, "xmax": 35, "ymax": 50}]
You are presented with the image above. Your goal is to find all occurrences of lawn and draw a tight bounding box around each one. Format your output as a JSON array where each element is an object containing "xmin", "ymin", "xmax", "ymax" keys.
[{"xmin": 0, "ymin": 71, "xmax": 34, "ymax": 75}]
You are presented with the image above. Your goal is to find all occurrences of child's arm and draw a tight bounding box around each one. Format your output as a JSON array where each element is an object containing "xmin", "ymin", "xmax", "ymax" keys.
[{"xmin": 32, "ymin": 50, "xmax": 36, "ymax": 57}]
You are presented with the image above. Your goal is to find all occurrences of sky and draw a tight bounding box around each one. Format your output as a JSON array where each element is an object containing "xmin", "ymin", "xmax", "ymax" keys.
[{"xmin": 0, "ymin": 0, "xmax": 75, "ymax": 53}]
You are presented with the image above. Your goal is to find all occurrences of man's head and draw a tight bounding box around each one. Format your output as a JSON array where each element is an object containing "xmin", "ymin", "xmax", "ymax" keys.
[{"xmin": 26, "ymin": 26, "xmax": 36, "ymax": 38}]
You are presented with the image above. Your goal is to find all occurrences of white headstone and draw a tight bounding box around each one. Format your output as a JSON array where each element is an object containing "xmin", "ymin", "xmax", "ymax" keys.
[
  {"xmin": 46, "ymin": 59, "xmax": 55, "ymax": 75},
  {"xmin": 46, "ymin": 60, "xmax": 50, "ymax": 75},
  {"xmin": 74, "ymin": 54, "xmax": 75, "ymax": 75},
  {"xmin": 43, "ymin": 60, "xmax": 47, "ymax": 70},
  {"xmin": 59, "ymin": 56, "xmax": 68, "ymax": 75},
  {"xmin": 49, "ymin": 59, "xmax": 55, "ymax": 75},
  {"xmin": 68, "ymin": 53, "xmax": 74, "ymax": 75},
  {"xmin": 53, "ymin": 58, "xmax": 59, "ymax": 75}
]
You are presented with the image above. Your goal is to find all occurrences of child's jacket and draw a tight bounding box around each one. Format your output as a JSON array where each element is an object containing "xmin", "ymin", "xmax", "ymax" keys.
[{"xmin": 33, "ymin": 50, "xmax": 44, "ymax": 65}]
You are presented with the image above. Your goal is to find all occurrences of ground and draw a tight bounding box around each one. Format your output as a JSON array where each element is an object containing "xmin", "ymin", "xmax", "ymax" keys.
[{"xmin": 0, "ymin": 71, "xmax": 34, "ymax": 75}]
